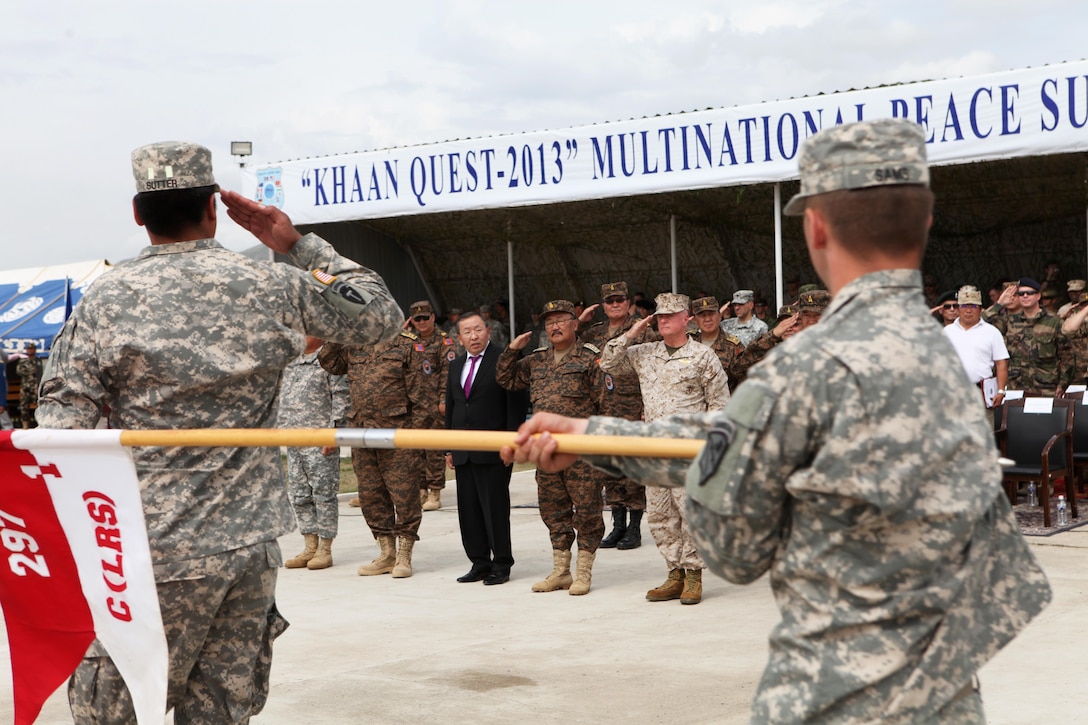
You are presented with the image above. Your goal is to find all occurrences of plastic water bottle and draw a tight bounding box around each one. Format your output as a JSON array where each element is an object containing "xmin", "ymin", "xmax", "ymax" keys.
[
  {"xmin": 1056, "ymin": 495, "xmax": 1069, "ymax": 526},
  {"xmin": 1028, "ymin": 483, "xmax": 1038, "ymax": 507}
]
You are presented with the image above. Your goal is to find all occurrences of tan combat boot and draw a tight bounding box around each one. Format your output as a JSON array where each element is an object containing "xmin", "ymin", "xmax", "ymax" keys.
[
  {"xmin": 285, "ymin": 533, "xmax": 318, "ymax": 569},
  {"xmin": 422, "ymin": 489, "xmax": 441, "ymax": 511},
  {"xmin": 646, "ymin": 568, "xmax": 684, "ymax": 601},
  {"xmin": 307, "ymin": 537, "xmax": 334, "ymax": 570},
  {"xmin": 392, "ymin": 537, "xmax": 415, "ymax": 578},
  {"xmin": 348, "ymin": 497, "xmax": 361, "ymax": 508},
  {"xmin": 357, "ymin": 535, "xmax": 396, "ymax": 576},
  {"xmin": 680, "ymin": 569, "xmax": 703, "ymax": 605},
  {"xmin": 568, "ymin": 549, "xmax": 596, "ymax": 596},
  {"xmin": 532, "ymin": 550, "xmax": 573, "ymax": 592},
  {"xmin": 420, "ymin": 489, "xmax": 428, "ymax": 505}
]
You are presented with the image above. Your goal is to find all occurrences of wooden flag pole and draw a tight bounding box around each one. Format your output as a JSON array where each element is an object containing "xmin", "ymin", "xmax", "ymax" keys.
[{"xmin": 117, "ymin": 428, "xmax": 705, "ymax": 459}]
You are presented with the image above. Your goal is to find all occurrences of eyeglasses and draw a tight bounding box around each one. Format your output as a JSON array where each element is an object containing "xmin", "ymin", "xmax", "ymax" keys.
[
  {"xmin": 412, "ymin": 315, "xmax": 430, "ymax": 322},
  {"xmin": 544, "ymin": 317, "xmax": 575, "ymax": 329},
  {"xmin": 603, "ymin": 296, "xmax": 627, "ymax": 304},
  {"xmin": 940, "ymin": 304, "xmax": 959, "ymax": 310},
  {"xmin": 1016, "ymin": 290, "xmax": 1038, "ymax": 296}
]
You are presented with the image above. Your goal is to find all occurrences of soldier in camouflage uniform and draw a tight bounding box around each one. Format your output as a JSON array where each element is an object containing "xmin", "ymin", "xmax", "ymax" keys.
[
  {"xmin": 581, "ymin": 282, "xmax": 651, "ymax": 550},
  {"xmin": 1058, "ymin": 280, "xmax": 1088, "ymax": 385},
  {"xmin": 689, "ymin": 295, "xmax": 746, "ymax": 393},
  {"xmin": 497, "ymin": 299, "xmax": 607, "ymax": 595},
  {"xmin": 15, "ymin": 342, "xmax": 42, "ymax": 428},
  {"xmin": 719, "ymin": 289, "xmax": 768, "ymax": 346},
  {"xmin": 600, "ymin": 293, "xmax": 729, "ymax": 605},
  {"xmin": 408, "ymin": 300, "xmax": 458, "ymax": 511},
  {"xmin": 320, "ymin": 326, "xmax": 431, "ymax": 579},
  {"xmin": 37, "ymin": 141, "xmax": 402, "ymax": 723},
  {"xmin": 279, "ymin": 337, "xmax": 351, "ymax": 571},
  {"xmin": 506, "ymin": 120, "xmax": 1051, "ymax": 723},
  {"xmin": 735, "ymin": 291, "xmax": 828, "ymax": 383},
  {"xmin": 984, "ymin": 277, "xmax": 1071, "ymax": 396}
]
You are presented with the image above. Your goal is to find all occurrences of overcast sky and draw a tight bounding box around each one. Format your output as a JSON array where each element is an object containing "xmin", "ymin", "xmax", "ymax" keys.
[{"xmin": 1, "ymin": 0, "xmax": 1084, "ymax": 268}]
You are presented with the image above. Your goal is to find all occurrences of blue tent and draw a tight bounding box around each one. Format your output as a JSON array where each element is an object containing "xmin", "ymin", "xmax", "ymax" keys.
[{"xmin": 0, "ymin": 279, "xmax": 71, "ymax": 356}]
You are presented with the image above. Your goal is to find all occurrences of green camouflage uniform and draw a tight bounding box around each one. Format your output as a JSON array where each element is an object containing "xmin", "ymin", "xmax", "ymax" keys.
[
  {"xmin": 39, "ymin": 231, "xmax": 402, "ymax": 722},
  {"xmin": 417, "ymin": 327, "xmax": 458, "ymax": 491},
  {"xmin": 319, "ymin": 331, "xmax": 429, "ymax": 541},
  {"xmin": 690, "ymin": 329, "xmax": 745, "ymax": 393},
  {"xmin": 278, "ymin": 350, "xmax": 351, "ymax": 539},
  {"xmin": 15, "ymin": 355, "xmax": 42, "ymax": 424},
  {"xmin": 583, "ymin": 270, "xmax": 1051, "ymax": 723},
  {"xmin": 983, "ymin": 304, "xmax": 1070, "ymax": 395},
  {"xmin": 496, "ymin": 339, "xmax": 608, "ymax": 552}
]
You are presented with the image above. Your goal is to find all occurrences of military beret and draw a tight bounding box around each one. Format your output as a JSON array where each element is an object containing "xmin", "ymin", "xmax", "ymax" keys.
[
  {"xmin": 409, "ymin": 300, "xmax": 434, "ymax": 317},
  {"xmin": 784, "ymin": 119, "xmax": 929, "ymax": 216},
  {"xmin": 799, "ymin": 290, "xmax": 832, "ymax": 312},
  {"xmin": 132, "ymin": 141, "xmax": 217, "ymax": 193},
  {"xmin": 691, "ymin": 296, "xmax": 719, "ymax": 314},
  {"xmin": 541, "ymin": 300, "xmax": 577, "ymax": 318},
  {"xmin": 1018, "ymin": 277, "xmax": 1041, "ymax": 291},
  {"xmin": 600, "ymin": 281, "xmax": 628, "ymax": 299},
  {"xmin": 936, "ymin": 290, "xmax": 958, "ymax": 305},
  {"xmin": 654, "ymin": 293, "xmax": 690, "ymax": 315}
]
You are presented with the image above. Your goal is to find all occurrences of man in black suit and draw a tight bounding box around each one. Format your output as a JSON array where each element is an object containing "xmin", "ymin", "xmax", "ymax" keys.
[{"xmin": 445, "ymin": 310, "xmax": 528, "ymax": 585}]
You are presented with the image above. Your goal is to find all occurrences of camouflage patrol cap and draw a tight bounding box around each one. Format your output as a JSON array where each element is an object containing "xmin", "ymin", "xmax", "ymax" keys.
[
  {"xmin": 776, "ymin": 304, "xmax": 798, "ymax": 321},
  {"xmin": 541, "ymin": 299, "xmax": 577, "ymax": 318},
  {"xmin": 731, "ymin": 290, "xmax": 754, "ymax": 304},
  {"xmin": 131, "ymin": 141, "xmax": 217, "ymax": 193},
  {"xmin": 957, "ymin": 285, "xmax": 982, "ymax": 305},
  {"xmin": 409, "ymin": 300, "xmax": 434, "ymax": 317},
  {"xmin": 798, "ymin": 290, "xmax": 832, "ymax": 312},
  {"xmin": 798, "ymin": 283, "xmax": 821, "ymax": 295},
  {"xmin": 1068, "ymin": 279, "xmax": 1086, "ymax": 292},
  {"xmin": 783, "ymin": 119, "xmax": 929, "ymax": 216},
  {"xmin": 600, "ymin": 281, "xmax": 629, "ymax": 299},
  {"xmin": 691, "ymin": 296, "xmax": 719, "ymax": 314},
  {"xmin": 1042, "ymin": 286, "xmax": 1061, "ymax": 299},
  {"xmin": 653, "ymin": 293, "xmax": 690, "ymax": 315}
]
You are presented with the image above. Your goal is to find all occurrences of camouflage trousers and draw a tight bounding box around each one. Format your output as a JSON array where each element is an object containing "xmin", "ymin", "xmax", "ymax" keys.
[
  {"xmin": 421, "ymin": 449, "xmax": 447, "ymax": 491},
  {"xmin": 19, "ymin": 387, "xmax": 36, "ymax": 423},
  {"xmin": 603, "ymin": 474, "xmax": 646, "ymax": 510},
  {"xmin": 647, "ymin": 487, "xmax": 705, "ymax": 570},
  {"xmin": 352, "ymin": 447, "xmax": 423, "ymax": 540},
  {"xmin": 286, "ymin": 447, "xmax": 340, "ymax": 539},
  {"xmin": 68, "ymin": 541, "xmax": 287, "ymax": 724},
  {"xmin": 536, "ymin": 459, "xmax": 605, "ymax": 553}
]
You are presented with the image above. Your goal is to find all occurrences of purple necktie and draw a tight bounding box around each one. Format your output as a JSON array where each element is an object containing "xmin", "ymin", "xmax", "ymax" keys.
[{"xmin": 463, "ymin": 355, "xmax": 480, "ymax": 398}]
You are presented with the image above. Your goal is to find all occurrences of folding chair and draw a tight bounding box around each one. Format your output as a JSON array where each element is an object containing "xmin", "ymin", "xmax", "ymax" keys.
[{"xmin": 996, "ymin": 398, "xmax": 1076, "ymax": 528}]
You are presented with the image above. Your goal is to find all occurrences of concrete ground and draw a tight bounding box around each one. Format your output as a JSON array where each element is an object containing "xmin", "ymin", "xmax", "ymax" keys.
[{"xmin": 4, "ymin": 469, "xmax": 1087, "ymax": 724}]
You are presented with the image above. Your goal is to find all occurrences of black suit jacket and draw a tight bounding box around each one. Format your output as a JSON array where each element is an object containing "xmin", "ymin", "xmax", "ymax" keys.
[{"xmin": 445, "ymin": 343, "xmax": 529, "ymax": 465}]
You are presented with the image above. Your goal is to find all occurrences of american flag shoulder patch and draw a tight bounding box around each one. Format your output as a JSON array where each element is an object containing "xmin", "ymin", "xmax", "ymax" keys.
[{"xmin": 312, "ymin": 269, "xmax": 337, "ymax": 285}]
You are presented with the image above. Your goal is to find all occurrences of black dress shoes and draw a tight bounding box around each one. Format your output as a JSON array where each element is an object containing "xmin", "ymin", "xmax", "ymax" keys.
[
  {"xmin": 483, "ymin": 570, "xmax": 510, "ymax": 586},
  {"xmin": 457, "ymin": 565, "xmax": 491, "ymax": 583}
]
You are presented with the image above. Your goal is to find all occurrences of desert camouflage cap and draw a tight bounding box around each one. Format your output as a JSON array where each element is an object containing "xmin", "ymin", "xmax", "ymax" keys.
[
  {"xmin": 783, "ymin": 119, "xmax": 929, "ymax": 216},
  {"xmin": 409, "ymin": 300, "xmax": 433, "ymax": 317},
  {"xmin": 799, "ymin": 290, "xmax": 832, "ymax": 312},
  {"xmin": 600, "ymin": 281, "xmax": 629, "ymax": 299},
  {"xmin": 957, "ymin": 285, "xmax": 982, "ymax": 306},
  {"xmin": 691, "ymin": 296, "xmax": 719, "ymax": 314},
  {"xmin": 131, "ymin": 141, "xmax": 218, "ymax": 193},
  {"xmin": 1068, "ymin": 279, "xmax": 1086, "ymax": 292},
  {"xmin": 541, "ymin": 299, "xmax": 577, "ymax": 318},
  {"xmin": 653, "ymin": 293, "xmax": 690, "ymax": 315}
]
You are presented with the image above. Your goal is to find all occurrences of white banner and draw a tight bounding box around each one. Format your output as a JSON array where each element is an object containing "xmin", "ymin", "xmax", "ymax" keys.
[
  {"xmin": 242, "ymin": 61, "xmax": 1088, "ymax": 226},
  {"xmin": 0, "ymin": 430, "xmax": 166, "ymax": 725}
]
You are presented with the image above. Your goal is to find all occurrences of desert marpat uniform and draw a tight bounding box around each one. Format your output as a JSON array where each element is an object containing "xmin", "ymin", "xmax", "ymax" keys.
[
  {"xmin": 600, "ymin": 335, "xmax": 729, "ymax": 573},
  {"xmin": 416, "ymin": 327, "xmax": 458, "ymax": 492},
  {"xmin": 983, "ymin": 305, "xmax": 1071, "ymax": 395},
  {"xmin": 584, "ymin": 270, "xmax": 1051, "ymax": 723},
  {"xmin": 16, "ymin": 354, "xmax": 42, "ymax": 423},
  {"xmin": 38, "ymin": 230, "xmax": 402, "ymax": 721},
  {"xmin": 319, "ymin": 331, "xmax": 428, "ymax": 541},
  {"xmin": 278, "ymin": 350, "xmax": 350, "ymax": 539},
  {"xmin": 582, "ymin": 316, "xmax": 653, "ymax": 512},
  {"xmin": 496, "ymin": 339, "xmax": 608, "ymax": 552}
]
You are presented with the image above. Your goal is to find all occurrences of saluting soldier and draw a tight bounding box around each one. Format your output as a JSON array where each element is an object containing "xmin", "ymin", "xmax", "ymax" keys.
[
  {"xmin": 320, "ymin": 326, "xmax": 431, "ymax": 579},
  {"xmin": 689, "ymin": 296, "xmax": 745, "ymax": 393},
  {"xmin": 16, "ymin": 342, "xmax": 43, "ymax": 428},
  {"xmin": 496, "ymin": 299, "xmax": 607, "ymax": 595},
  {"xmin": 581, "ymin": 282, "xmax": 653, "ymax": 550},
  {"xmin": 985, "ymin": 277, "xmax": 1071, "ymax": 396}
]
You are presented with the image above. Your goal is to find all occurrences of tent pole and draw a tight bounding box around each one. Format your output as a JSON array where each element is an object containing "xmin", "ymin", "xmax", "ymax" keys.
[
  {"xmin": 670, "ymin": 214, "xmax": 678, "ymax": 293},
  {"xmin": 774, "ymin": 183, "xmax": 784, "ymax": 309},
  {"xmin": 403, "ymin": 241, "xmax": 440, "ymax": 313},
  {"xmin": 507, "ymin": 240, "xmax": 515, "ymax": 341}
]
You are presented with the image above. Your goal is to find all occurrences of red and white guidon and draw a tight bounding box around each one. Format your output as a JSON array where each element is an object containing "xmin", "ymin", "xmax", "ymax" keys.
[{"xmin": 0, "ymin": 429, "xmax": 166, "ymax": 725}]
